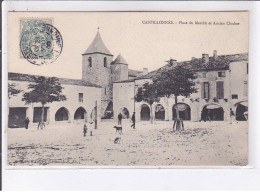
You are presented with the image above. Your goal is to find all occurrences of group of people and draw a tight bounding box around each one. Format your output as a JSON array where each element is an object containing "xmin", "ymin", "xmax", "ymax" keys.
[{"xmin": 117, "ymin": 112, "xmax": 136, "ymax": 129}]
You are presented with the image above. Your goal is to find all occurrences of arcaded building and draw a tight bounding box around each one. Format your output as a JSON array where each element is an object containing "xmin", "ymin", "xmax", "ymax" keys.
[
  {"xmin": 113, "ymin": 51, "xmax": 248, "ymax": 122},
  {"xmin": 8, "ymin": 73, "xmax": 102, "ymax": 128},
  {"xmin": 8, "ymin": 30, "xmax": 147, "ymax": 128}
]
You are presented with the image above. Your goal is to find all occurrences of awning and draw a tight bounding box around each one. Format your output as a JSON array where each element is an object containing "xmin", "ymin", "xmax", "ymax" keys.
[
  {"xmin": 156, "ymin": 105, "xmax": 165, "ymax": 112},
  {"xmin": 174, "ymin": 103, "xmax": 189, "ymax": 111},
  {"xmin": 240, "ymin": 101, "xmax": 248, "ymax": 107},
  {"xmin": 205, "ymin": 104, "xmax": 222, "ymax": 110}
]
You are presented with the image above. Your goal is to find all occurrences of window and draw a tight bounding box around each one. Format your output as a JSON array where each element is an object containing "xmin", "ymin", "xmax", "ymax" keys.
[
  {"xmin": 104, "ymin": 57, "xmax": 107, "ymax": 67},
  {"xmin": 202, "ymin": 82, "xmax": 210, "ymax": 99},
  {"xmin": 88, "ymin": 57, "xmax": 92, "ymax": 67},
  {"xmin": 202, "ymin": 73, "xmax": 207, "ymax": 78},
  {"xmin": 79, "ymin": 93, "xmax": 83, "ymax": 102},
  {"xmin": 218, "ymin": 72, "xmax": 226, "ymax": 77},
  {"xmin": 232, "ymin": 94, "xmax": 238, "ymax": 99},
  {"xmin": 104, "ymin": 87, "xmax": 107, "ymax": 95},
  {"xmin": 216, "ymin": 81, "xmax": 224, "ymax": 99}
]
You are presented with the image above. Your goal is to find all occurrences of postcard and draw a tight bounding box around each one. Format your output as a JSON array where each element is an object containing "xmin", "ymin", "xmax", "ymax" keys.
[{"xmin": 6, "ymin": 11, "xmax": 248, "ymax": 167}]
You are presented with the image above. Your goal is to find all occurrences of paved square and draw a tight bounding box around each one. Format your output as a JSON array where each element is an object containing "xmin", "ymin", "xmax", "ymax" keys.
[{"xmin": 7, "ymin": 120, "xmax": 248, "ymax": 166}]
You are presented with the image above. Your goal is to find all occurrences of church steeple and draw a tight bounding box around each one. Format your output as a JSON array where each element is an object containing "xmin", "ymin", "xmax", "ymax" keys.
[{"xmin": 83, "ymin": 31, "xmax": 112, "ymax": 56}]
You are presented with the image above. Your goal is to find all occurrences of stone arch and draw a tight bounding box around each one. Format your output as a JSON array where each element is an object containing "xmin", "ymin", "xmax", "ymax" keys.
[
  {"xmin": 201, "ymin": 103, "xmax": 224, "ymax": 121},
  {"xmin": 155, "ymin": 104, "xmax": 165, "ymax": 120},
  {"xmin": 119, "ymin": 107, "xmax": 130, "ymax": 119},
  {"xmin": 235, "ymin": 101, "xmax": 248, "ymax": 121},
  {"xmin": 140, "ymin": 104, "xmax": 150, "ymax": 121},
  {"xmin": 55, "ymin": 107, "xmax": 70, "ymax": 121},
  {"xmin": 74, "ymin": 107, "xmax": 87, "ymax": 121},
  {"xmin": 103, "ymin": 101, "xmax": 113, "ymax": 119},
  {"xmin": 172, "ymin": 103, "xmax": 191, "ymax": 120}
]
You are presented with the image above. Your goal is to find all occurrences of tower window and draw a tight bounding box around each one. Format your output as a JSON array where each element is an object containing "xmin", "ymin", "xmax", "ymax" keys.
[
  {"xmin": 88, "ymin": 57, "xmax": 92, "ymax": 67},
  {"xmin": 104, "ymin": 57, "xmax": 107, "ymax": 67},
  {"xmin": 105, "ymin": 87, "xmax": 107, "ymax": 95}
]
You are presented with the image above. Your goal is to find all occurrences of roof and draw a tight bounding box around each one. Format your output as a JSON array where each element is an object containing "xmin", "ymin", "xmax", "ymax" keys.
[
  {"xmin": 128, "ymin": 69, "xmax": 143, "ymax": 77},
  {"xmin": 114, "ymin": 53, "xmax": 248, "ymax": 83},
  {"xmin": 8, "ymin": 72, "xmax": 102, "ymax": 88},
  {"xmin": 113, "ymin": 54, "xmax": 128, "ymax": 65},
  {"xmin": 83, "ymin": 31, "xmax": 113, "ymax": 56}
]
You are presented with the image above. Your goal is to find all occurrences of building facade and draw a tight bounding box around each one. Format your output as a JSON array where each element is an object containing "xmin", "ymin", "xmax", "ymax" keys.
[
  {"xmin": 8, "ymin": 73, "xmax": 102, "ymax": 128},
  {"xmin": 113, "ymin": 51, "xmax": 248, "ymax": 122}
]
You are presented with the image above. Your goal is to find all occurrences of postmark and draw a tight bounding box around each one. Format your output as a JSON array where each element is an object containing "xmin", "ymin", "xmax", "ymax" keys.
[{"xmin": 20, "ymin": 19, "xmax": 63, "ymax": 65}]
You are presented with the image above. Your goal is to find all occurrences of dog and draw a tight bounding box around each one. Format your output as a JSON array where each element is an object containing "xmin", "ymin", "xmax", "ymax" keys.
[
  {"xmin": 114, "ymin": 137, "xmax": 121, "ymax": 144},
  {"xmin": 113, "ymin": 125, "xmax": 123, "ymax": 135}
]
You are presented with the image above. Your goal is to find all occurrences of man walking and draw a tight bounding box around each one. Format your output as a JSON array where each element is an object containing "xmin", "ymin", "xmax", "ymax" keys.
[
  {"xmin": 131, "ymin": 112, "xmax": 136, "ymax": 129},
  {"xmin": 118, "ymin": 112, "xmax": 123, "ymax": 125},
  {"xmin": 83, "ymin": 123, "xmax": 87, "ymax": 137}
]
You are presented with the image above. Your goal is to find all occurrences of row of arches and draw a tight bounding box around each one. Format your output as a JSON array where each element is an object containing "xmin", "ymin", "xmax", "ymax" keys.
[
  {"xmin": 119, "ymin": 103, "xmax": 192, "ymax": 121},
  {"xmin": 139, "ymin": 103, "xmax": 191, "ymax": 121},
  {"xmin": 119, "ymin": 102, "xmax": 248, "ymax": 121},
  {"xmin": 55, "ymin": 107, "xmax": 97, "ymax": 122}
]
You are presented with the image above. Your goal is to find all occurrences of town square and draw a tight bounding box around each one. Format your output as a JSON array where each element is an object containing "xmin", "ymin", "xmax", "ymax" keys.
[{"xmin": 6, "ymin": 12, "xmax": 248, "ymax": 167}]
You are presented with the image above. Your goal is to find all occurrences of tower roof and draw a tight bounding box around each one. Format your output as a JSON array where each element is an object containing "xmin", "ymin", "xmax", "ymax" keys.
[
  {"xmin": 83, "ymin": 31, "xmax": 112, "ymax": 56},
  {"xmin": 113, "ymin": 54, "xmax": 128, "ymax": 65}
]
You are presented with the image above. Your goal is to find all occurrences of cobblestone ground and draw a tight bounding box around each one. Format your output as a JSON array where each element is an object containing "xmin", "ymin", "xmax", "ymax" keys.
[{"xmin": 7, "ymin": 120, "xmax": 248, "ymax": 166}]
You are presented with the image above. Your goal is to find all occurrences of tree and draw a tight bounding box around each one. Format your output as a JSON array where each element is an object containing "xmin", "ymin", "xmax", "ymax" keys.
[
  {"xmin": 153, "ymin": 65, "xmax": 197, "ymax": 131},
  {"xmin": 134, "ymin": 82, "xmax": 160, "ymax": 123},
  {"xmin": 22, "ymin": 76, "xmax": 67, "ymax": 129},
  {"xmin": 8, "ymin": 83, "xmax": 22, "ymax": 99}
]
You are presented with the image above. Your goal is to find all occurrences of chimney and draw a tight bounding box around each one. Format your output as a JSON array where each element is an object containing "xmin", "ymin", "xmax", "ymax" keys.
[
  {"xmin": 143, "ymin": 68, "xmax": 148, "ymax": 75},
  {"xmin": 213, "ymin": 50, "xmax": 218, "ymax": 60},
  {"xmin": 169, "ymin": 58, "xmax": 177, "ymax": 66},
  {"xmin": 202, "ymin": 53, "xmax": 209, "ymax": 63}
]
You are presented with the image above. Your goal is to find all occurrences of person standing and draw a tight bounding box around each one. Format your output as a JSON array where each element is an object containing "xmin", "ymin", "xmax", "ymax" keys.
[
  {"xmin": 83, "ymin": 123, "xmax": 87, "ymax": 137},
  {"xmin": 24, "ymin": 117, "xmax": 30, "ymax": 129},
  {"xmin": 118, "ymin": 112, "xmax": 123, "ymax": 125},
  {"xmin": 131, "ymin": 112, "xmax": 136, "ymax": 129},
  {"xmin": 230, "ymin": 108, "xmax": 235, "ymax": 124}
]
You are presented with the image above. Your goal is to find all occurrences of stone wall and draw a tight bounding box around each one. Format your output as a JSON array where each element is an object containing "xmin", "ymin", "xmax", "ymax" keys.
[{"xmin": 82, "ymin": 53, "xmax": 113, "ymax": 116}]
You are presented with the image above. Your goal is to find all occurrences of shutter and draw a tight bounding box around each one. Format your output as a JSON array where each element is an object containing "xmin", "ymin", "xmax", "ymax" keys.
[
  {"xmin": 217, "ymin": 81, "xmax": 224, "ymax": 99},
  {"xmin": 201, "ymin": 83, "xmax": 204, "ymax": 99},
  {"xmin": 207, "ymin": 82, "xmax": 210, "ymax": 99}
]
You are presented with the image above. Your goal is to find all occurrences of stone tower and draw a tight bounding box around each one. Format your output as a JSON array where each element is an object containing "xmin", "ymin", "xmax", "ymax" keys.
[
  {"xmin": 82, "ymin": 31, "xmax": 113, "ymax": 117},
  {"xmin": 111, "ymin": 54, "xmax": 129, "ymax": 82}
]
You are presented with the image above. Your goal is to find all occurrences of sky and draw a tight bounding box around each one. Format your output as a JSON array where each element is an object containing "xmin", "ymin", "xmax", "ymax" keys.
[{"xmin": 8, "ymin": 12, "xmax": 248, "ymax": 79}]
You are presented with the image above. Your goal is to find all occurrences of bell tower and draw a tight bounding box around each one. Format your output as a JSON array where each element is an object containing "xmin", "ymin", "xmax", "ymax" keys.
[{"xmin": 82, "ymin": 30, "xmax": 113, "ymax": 117}]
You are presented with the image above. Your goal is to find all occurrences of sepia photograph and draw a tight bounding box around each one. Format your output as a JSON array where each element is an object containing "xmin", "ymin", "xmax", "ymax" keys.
[{"xmin": 6, "ymin": 11, "xmax": 248, "ymax": 167}]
